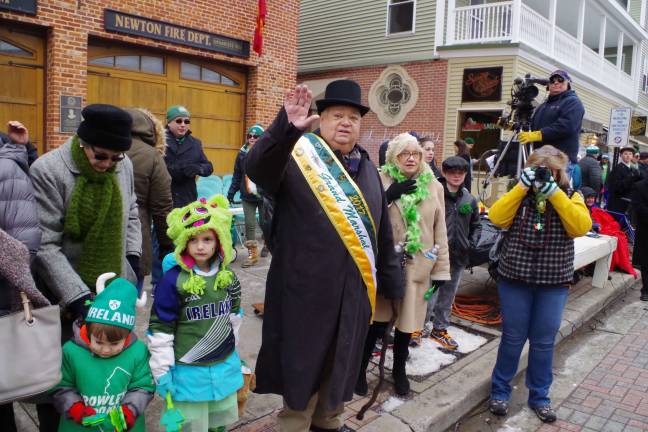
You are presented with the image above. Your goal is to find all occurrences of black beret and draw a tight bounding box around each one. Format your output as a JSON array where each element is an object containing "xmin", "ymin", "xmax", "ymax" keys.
[
  {"xmin": 77, "ymin": 104, "xmax": 133, "ymax": 152},
  {"xmin": 442, "ymin": 156, "xmax": 469, "ymax": 172}
]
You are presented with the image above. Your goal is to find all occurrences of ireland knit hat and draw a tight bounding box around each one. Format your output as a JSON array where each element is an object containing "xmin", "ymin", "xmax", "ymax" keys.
[
  {"xmin": 166, "ymin": 195, "xmax": 235, "ymax": 295},
  {"xmin": 77, "ymin": 104, "xmax": 133, "ymax": 152},
  {"xmin": 85, "ymin": 273, "xmax": 146, "ymax": 331},
  {"xmin": 167, "ymin": 105, "xmax": 190, "ymax": 122}
]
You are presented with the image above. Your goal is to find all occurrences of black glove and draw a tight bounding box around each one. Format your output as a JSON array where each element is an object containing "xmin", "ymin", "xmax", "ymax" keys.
[
  {"xmin": 67, "ymin": 293, "xmax": 92, "ymax": 321},
  {"xmin": 227, "ymin": 195, "xmax": 235, "ymax": 205},
  {"xmin": 127, "ymin": 255, "xmax": 141, "ymax": 278},
  {"xmin": 183, "ymin": 164, "xmax": 201, "ymax": 178},
  {"xmin": 385, "ymin": 179, "xmax": 417, "ymax": 203}
]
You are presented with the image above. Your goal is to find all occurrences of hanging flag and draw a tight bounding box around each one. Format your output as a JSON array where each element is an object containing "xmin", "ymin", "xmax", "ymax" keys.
[{"xmin": 253, "ymin": 0, "xmax": 267, "ymax": 56}]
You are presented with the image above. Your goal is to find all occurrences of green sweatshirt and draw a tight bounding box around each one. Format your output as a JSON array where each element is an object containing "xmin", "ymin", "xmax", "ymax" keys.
[{"xmin": 54, "ymin": 333, "xmax": 154, "ymax": 432}]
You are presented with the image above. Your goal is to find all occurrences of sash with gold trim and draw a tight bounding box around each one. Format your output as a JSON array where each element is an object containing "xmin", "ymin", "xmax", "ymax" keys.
[{"xmin": 292, "ymin": 133, "xmax": 378, "ymax": 320}]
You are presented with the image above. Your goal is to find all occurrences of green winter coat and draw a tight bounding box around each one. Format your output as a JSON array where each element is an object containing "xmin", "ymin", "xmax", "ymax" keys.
[{"xmin": 53, "ymin": 325, "xmax": 154, "ymax": 432}]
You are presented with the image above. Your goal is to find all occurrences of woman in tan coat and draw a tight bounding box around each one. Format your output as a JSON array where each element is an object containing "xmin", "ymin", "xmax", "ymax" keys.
[{"xmin": 356, "ymin": 133, "xmax": 450, "ymax": 397}]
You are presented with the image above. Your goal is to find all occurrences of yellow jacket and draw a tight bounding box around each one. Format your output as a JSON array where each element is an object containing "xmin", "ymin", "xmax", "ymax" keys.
[{"xmin": 489, "ymin": 184, "xmax": 592, "ymax": 238}]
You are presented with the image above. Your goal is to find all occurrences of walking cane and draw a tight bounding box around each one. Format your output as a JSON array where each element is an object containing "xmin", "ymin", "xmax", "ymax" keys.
[{"xmin": 356, "ymin": 248, "xmax": 408, "ymax": 420}]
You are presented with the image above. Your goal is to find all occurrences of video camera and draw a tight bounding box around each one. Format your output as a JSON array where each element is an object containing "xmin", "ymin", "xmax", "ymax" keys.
[{"xmin": 497, "ymin": 73, "xmax": 548, "ymax": 130}]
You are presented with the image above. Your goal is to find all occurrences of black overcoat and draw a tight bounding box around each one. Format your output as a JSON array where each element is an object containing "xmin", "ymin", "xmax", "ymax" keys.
[
  {"xmin": 246, "ymin": 108, "xmax": 402, "ymax": 410},
  {"xmin": 607, "ymin": 163, "xmax": 640, "ymax": 213},
  {"xmin": 164, "ymin": 130, "xmax": 213, "ymax": 208},
  {"xmin": 632, "ymin": 177, "xmax": 648, "ymax": 269}
]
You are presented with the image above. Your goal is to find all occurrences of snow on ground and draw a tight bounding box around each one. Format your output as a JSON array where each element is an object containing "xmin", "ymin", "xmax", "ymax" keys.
[
  {"xmin": 381, "ymin": 325, "xmax": 488, "ymax": 376},
  {"xmin": 381, "ymin": 396, "xmax": 405, "ymax": 412}
]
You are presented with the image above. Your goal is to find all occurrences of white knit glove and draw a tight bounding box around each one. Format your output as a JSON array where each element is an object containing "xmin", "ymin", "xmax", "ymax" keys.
[
  {"xmin": 230, "ymin": 313, "xmax": 242, "ymax": 347},
  {"xmin": 520, "ymin": 167, "xmax": 535, "ymax": 188},
  {"xmin": 536, "ymin": 176, "xmax": 558, "ymax": 197}
]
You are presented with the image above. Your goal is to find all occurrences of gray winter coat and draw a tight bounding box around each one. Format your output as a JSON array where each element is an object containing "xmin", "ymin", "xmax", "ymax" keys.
[
  {"xmin": 30, "ymin": 138, "xmax": 142, "ymax": 307},
  {"xmin": 0, "ymin": 142, "xmax": 41, "ymax": 254},
  {"xmin": 579, "ymin": 155, "xmax": 602, "ymax": 194},
  {"xmin": 0, "ymin": 142, "xmax": 41, "ymax": 311}
]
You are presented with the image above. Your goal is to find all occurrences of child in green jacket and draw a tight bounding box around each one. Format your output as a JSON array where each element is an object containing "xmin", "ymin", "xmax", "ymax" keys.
[{"xmin": 52, "ymin": 274, "xmax": 154, "ymax": 431}]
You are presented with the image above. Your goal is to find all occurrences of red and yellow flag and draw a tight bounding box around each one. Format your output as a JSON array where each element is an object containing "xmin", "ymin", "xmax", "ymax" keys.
[{"xmin": 253, "ymin": 0, "xmax": 267, "ymax": 56}]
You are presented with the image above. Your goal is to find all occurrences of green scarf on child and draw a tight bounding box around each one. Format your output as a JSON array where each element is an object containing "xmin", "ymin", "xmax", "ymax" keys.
[{"xmin": 64, "ymin": 136, "xmax": 124, "ymax": 288}]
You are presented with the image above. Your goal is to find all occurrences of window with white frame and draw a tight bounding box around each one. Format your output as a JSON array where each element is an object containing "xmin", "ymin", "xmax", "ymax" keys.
[
  {"xmin": 387, "ymin": 0, "xmax": 415, "ymax": 35},
  {"xmin": 642, "ymin": 55, "xmax": 648, "ymax": 94}
]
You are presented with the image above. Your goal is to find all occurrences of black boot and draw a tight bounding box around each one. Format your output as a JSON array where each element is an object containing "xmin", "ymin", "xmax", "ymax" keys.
[
  {"xmin": 392, "ymin": 329, "xmax": 411, "ymax": 396},
  {"xmin": 355, "ymin": 322, "xmax": 386, "ymax": 396}
]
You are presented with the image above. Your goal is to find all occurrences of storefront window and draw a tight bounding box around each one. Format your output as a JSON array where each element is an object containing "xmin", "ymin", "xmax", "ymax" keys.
[{"xmin": 459, "ymin": 110, "xmax": 502, "ymax": 164}]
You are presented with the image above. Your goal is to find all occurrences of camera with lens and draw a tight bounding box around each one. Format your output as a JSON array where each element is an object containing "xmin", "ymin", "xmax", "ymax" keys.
[
  {"xmin": 534, "ymin": 166, "xmax": 551, "ymax": 183},
  {"xmin": 497, "ymin": 73, "xmax": 548, "ymax": 131}
]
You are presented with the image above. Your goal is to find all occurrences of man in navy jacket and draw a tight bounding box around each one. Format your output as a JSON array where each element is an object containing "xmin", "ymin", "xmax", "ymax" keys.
[{"xmin": 518, "ymin": 70, "xmax": 585, "ymax": 170}]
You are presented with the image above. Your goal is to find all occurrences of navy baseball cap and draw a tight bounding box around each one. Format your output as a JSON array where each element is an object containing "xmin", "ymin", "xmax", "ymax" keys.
[{"xmin": 549, "ymin": 70, "xmax": 571, "ymax": 82}]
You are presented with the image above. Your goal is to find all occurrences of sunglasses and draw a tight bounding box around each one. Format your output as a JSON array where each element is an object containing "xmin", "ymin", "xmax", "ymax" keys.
[
  {"xmin": 86, "ymin": 145, "xmax": 125, "ymax": 162},
  {"xmin": 549, "ymin": 76, "xmax": 565, "ymax": 84},
  {"xmin": 175, "ymin": 118, "xmax": 191, "ymax": 125},
  {"xmin": 247, "ymin": 134, "xmax": 260, "ymax": 139}
]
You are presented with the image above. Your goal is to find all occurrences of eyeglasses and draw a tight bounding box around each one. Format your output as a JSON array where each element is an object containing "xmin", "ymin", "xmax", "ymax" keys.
[
  {"xmin": 86, "ymin": 144, "xmax": 125, "ymax": 162},
  {"xmin": 397, "ymin": 151, "xmax": 422, "ymax": 161},
  {"xmin": 175, "ymin": 118, "xmax": 191, "ymax": 125},
  {"xmin": 247, "ymin": 134, "xmax": 260, "ymax": 139},
  {"xmin": 549, "ymin": 77, "xmax": 565, "ymax": 84}
]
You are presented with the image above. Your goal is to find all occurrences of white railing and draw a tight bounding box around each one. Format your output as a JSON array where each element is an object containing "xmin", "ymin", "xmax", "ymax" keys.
[
  {"xmin": 519, "ymin": 4, "xmax": 551, "ymax": 54},
  {"xmin": 452, "ymin": 2, "xmax": 512, "ymax": 44},
  {"xmin": 447, "ymin": 1, "xmax": 638, "ymax": 102},
  {"xmin": 553, "ymin": 27, "xmax": 581, "ymax": 69}
]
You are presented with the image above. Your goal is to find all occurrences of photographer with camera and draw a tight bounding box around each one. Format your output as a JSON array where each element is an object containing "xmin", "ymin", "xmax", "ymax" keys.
[
  {"xmin": 518, "ymin": 70, "xmax": 584, "ymax": 175},
  {"xmin": 487, "ymin": 145, "xmax": 591, "ymax": 423}
]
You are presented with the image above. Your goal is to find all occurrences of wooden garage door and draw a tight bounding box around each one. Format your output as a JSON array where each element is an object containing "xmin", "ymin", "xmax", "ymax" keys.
[
  {"xmin": 87, "ymin": 44, "xmax": 246, "ymax": 175},
  {"xmin": 0, "ymin": 27, "xmax": 45, "ymax": 153}
]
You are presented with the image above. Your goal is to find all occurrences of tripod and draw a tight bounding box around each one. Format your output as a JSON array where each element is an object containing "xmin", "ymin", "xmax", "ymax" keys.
[{"xmin": 479, "ymin": 126, "xmax": 532, "ymax": 204}]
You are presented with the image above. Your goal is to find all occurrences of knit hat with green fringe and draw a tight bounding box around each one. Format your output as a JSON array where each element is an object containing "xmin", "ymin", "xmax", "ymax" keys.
[{"xmin": 166, "ymin": 195, "xmax": 234, "ymax": 295}]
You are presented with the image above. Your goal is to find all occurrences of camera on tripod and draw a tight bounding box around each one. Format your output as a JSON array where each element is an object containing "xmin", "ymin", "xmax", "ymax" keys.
[{"xmin": 497, "ymin": 73, "xmax": 548, "ymax": 131}]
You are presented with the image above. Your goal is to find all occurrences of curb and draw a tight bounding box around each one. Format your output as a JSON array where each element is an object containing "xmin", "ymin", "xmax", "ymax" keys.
[{"xmin": 366, "ymin": 272, "xmax": 639, "ymax": 432}]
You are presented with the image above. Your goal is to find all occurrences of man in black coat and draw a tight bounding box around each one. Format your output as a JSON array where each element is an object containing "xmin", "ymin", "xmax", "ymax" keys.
[
  {"xmin": 607, "ymin": 146, "xmax": 641, "ymax": 214},
  {"xmin": 163, "ymin": 105, "xmax": 213, "ymax": 208},
  {"xmin": 518, "ymin": 70, "xmax": 585, "ymax": 173},
  {"xmin": 246, "ymin": 80, "xmax": 402, "ymax": 432},
  {"xmin": 633, "ymin": 176, "xmax": 648, "ymax": 301}
]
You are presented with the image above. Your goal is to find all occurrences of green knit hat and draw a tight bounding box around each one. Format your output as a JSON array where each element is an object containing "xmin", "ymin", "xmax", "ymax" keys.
[
  {"xmin": 247, "ymin": 124, "xmax": 264, "ymax": 136},
  {"xmin": 166, "ymin": 195, "xmax": 235, "ymax": 295},
  {"xmin": 166, "ymin": 105, "xmax": 190, "ymax": 122},
  {"xmin": 85, "ymin": 273, "xmax": 146, "ymax": 331},
  {"xmin": 586, "ymin": 145, "xmax": 599, "ymax": 154}
]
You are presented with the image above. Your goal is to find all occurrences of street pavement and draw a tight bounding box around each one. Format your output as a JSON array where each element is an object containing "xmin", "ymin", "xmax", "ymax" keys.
[{"xmin": 12, "ymin": 243, "xmax": 643, "ymax": 432}]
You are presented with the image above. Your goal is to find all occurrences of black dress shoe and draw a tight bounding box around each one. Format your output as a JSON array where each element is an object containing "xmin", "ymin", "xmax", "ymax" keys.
[{"xmin": 310, "ymin": 424, "xmax": 356, "ymax": 432}]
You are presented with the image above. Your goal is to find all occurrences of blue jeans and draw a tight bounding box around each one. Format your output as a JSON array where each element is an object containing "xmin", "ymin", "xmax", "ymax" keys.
[{"xmin": 490, "ymin": 279, "xmax": 568, "ymax": 408}]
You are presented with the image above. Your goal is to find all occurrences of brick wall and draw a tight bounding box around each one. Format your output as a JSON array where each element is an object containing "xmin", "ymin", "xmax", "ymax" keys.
[
  {"xmin": 298, "ymin": 60, "xmax": 448, "ymax": 164},
  {"xmin": 0, "ymin": 0, "xmax": 298, "ymax": 149}
]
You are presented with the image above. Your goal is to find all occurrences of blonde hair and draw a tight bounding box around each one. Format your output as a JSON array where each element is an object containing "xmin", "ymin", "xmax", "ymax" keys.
[
  {"xmin": 525, "ymin": 145, "xmax": 570, "ymax": 188},
  {"xmin": 384, "ymin": 133, "xmax": 432, "ymax": 178}
]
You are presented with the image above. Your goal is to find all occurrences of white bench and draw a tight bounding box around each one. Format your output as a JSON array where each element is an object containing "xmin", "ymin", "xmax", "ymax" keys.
[{"xmin": 573, "ymin": 235, "xmax": 618, "ymax": 288}]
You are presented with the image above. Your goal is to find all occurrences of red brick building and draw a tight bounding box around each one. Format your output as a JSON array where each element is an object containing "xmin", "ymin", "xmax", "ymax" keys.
[{"xmin": 0, "ymin": 0, "xmax": 298, "ymax": 173}]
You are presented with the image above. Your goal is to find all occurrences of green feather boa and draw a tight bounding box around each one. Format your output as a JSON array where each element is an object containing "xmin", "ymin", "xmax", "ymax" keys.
[
  {"xmin": 383, "ymin": 163, "xmax": 433, "ymax": 254},
  {"xmin": 64, "ymin": 136, "xmax": 123, "ymax": 288}
]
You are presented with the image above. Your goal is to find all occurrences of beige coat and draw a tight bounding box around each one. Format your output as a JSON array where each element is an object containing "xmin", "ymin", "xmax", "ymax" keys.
[{"xmin": 374, "ymin": 172, "xmax": 450, "ymax": 333}]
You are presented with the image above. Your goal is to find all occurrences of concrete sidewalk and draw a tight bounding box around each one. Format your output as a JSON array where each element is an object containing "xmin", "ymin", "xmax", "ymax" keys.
[{"xmin": 12, "ymin": 245, "xmax": 640, "ymax": 432}]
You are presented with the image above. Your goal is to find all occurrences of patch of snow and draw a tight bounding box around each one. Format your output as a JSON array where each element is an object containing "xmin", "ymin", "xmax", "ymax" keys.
[
  {"xmin": 448, "ymin": 325, "xmax": 488, "ymax": 354},
  {"xmin": 381, "ymin": 396, "xmax": 405, "ymax": 412},
  {"xmin": 496, "ymin": 425, "xmax": 524, "ymax": 432},
  {"xmin": 378, "ymin": 325, "xmax": 488, "ymax": 376}
]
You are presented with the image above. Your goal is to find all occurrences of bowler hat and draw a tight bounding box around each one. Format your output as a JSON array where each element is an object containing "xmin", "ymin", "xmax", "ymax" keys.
[
  {"xmin": 77, "ymin": 104, "xmax": 132, "ymax": 152},
  {"xmin": 315, "ymin": 79, "xmax": 370, "ymax": 117}
]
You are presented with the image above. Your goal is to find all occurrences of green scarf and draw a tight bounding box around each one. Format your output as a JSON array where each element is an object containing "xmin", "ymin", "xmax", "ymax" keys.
[
  {"xmin": 384, "ymin": 163, "xmax": 433, "ymax": 254},
  {"xmin": 64, "ymin": 136, "xmax": 124, "ymax": 288}
]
